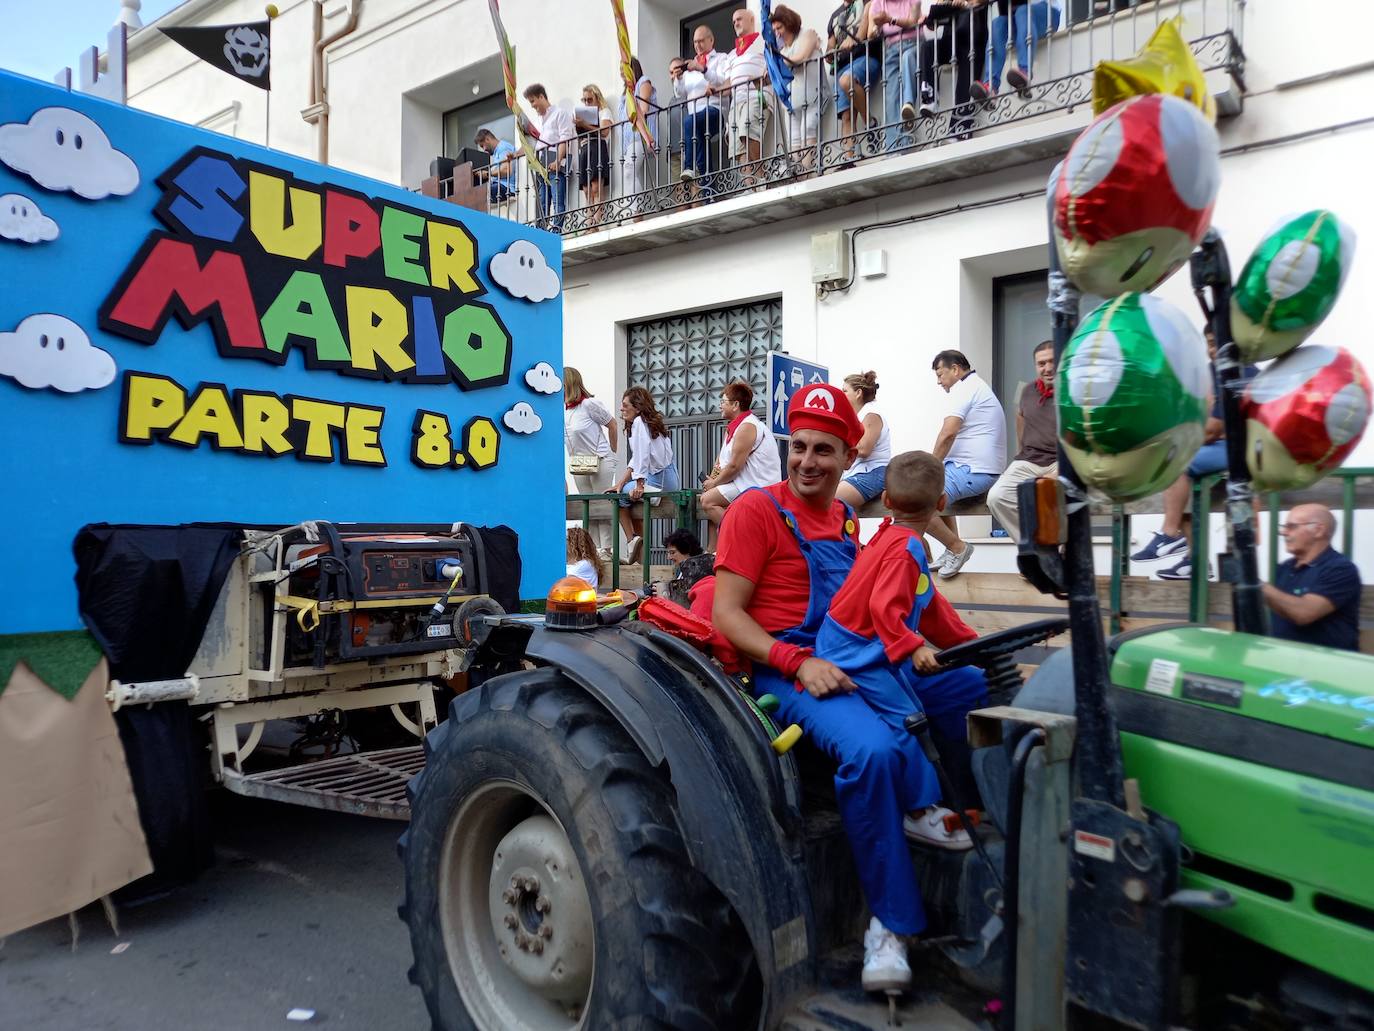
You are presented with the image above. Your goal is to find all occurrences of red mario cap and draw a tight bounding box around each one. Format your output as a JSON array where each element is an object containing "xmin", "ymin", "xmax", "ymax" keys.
[{"xmin": 787, "ymin": 383, "xmax": 863, "ymax": 448}]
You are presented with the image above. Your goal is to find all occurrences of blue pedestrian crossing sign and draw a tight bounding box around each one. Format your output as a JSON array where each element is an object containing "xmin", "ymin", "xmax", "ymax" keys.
[{"xmin": 767, "ymin": 352, "xmax": 830, "ymax": 437}]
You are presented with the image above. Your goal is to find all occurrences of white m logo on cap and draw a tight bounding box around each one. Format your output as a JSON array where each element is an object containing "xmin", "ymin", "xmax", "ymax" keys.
[{"xmin": 803, "ymin": 387, "xmax": 834, "ymax": 411}]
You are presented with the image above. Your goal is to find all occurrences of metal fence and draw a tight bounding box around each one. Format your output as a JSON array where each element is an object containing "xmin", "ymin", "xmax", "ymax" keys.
[{"xmin": 456, "ymin": 0, "xmax": 1243, "ymax": 236}]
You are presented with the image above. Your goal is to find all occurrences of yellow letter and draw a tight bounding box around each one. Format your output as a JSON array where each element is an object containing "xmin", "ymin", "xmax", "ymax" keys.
[
  {"xmin": 427, "ymin": 220, "xmax": 480, "ymax": 294},
  {"xmin": 346, "ymin": 285, "xmax": 415, "ymax": 376},
  {"xmin": 290, "ymin": 397, "xmax": 346, "ymax": 461},
  {"xmin": 168, "ymin": 384, "xmax": 244, "ymax": 449},
  {"xmin": 121, "ymin": 373, "xmax": 186, "ymax": 443},
  {"xmin": 343, "ymin": 405, "xmax": 386, "ymax": 466},
  {"xmin": 249, "ymin": 170, "xmax": 322, "ymax": 261},
  {"xmin": 239, "ymin": 392, "xmax": 292, "ymax": 455}
]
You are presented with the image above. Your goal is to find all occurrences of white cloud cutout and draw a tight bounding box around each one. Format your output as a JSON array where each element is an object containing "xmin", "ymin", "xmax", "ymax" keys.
[
  {"xmin": 489, "ymin": 240, "xmax": 560, "ymax": 302},
  {"xmin": 503, "ymin": 401, "xmax": 543, "ymax": 434},
  {"xmin": 0, "ymin": 193, "xmax": 59, "ymax": 243},
  {"xmin": 0, "ymin": 107, "xmax": 139, "ymax": 200},
  {"xmin": 524, "ymin": 361, "xmax": 561, "ymax": 394},
  {"xmin": 0, "ymin": 313, "xmax": 115, "ymax": 392}
]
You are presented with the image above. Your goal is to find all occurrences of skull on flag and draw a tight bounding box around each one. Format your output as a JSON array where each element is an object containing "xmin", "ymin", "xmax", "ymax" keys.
[{"xmin": 223, "ymin": 26, "xmax": 269, "ymax": 79}]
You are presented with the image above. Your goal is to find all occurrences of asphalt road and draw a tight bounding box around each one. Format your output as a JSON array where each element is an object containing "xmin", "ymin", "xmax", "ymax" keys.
[{"xmin": 1, "ymin": 792, "xmax": 430, "ymax": 1031}]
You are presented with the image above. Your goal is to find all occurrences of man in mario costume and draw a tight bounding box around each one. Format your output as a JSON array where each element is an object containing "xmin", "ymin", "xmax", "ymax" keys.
[{"xmin": 712, "ymin": 383, "xmax": 987, "ymax": 994}]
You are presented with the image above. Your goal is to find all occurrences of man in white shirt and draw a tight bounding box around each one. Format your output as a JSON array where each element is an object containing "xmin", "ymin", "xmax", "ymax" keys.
[
  {"xmin": 927, "ymin": 349, "xmax": 1007, "ymax": 578},
  {"xmin": 522, "ymin": 83, "xmax": 575, "ymax": 232},
  {"xmin": 704, "ymin": 8, "xmax": 771, "ymax": 171}
]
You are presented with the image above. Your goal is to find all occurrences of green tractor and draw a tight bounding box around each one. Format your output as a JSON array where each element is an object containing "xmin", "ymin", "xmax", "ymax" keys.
[{"xmin": 397, "ymin": 232, "xmax": 1373, "ymax": 1031}]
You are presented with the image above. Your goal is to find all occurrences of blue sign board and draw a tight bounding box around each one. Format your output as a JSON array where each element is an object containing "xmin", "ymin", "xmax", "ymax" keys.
[
  {"xmin": 766, "ymin": 351, "xmax": 830, "ymax": 437},
  {"xmin": 0, "ymin": 71, "xmax": 564, "ymax": 633}
]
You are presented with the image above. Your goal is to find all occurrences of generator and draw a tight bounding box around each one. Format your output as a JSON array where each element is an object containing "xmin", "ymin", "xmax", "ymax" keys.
[{"xmin": 271, "ymin": 522, "xmax": 491, "ymax": 668}]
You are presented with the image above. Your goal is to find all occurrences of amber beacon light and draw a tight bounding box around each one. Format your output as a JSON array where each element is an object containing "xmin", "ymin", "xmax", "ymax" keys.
[{"xmin": 544, "ymin": 576, "xmax": 598, "ymax": 630}]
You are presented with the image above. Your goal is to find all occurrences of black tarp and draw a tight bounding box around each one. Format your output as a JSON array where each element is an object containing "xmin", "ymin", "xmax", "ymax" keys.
[{"xmin": 468, "ymin": 523, "xmax": 521, "ymax": 613}]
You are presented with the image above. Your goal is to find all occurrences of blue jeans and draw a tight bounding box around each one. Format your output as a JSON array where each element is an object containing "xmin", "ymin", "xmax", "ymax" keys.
[
  {"xmin": 882, "ymin": 37, "xmax": 919, "ymax": 150},
  {"xmin": 943, "ymin": 461, "xmax": 998, "ymax": 502},
  {"xmin": 1187, "ymin": 440, "xmax": 1228, "ymax": 478},
  {"xmin": 682, "ymin": 106, "xmax": 721, "ymax": 177},
  {"xmin": 535, "ymin": 169, "xmax": 567, "ymax": 232},
  {"xmin": 988, "ymin": 2, "xmax": 1061, "ymax": 90},
  {"xmin": 834, "ymin": 53, "xmax": 881, "ymax": 114},
  {"xmin": 617, "ymin": 460, "xmax": 680, "ymax": 507},
  {"xmin": 842, "ymin": 465, "xmax": 887, "ymax": 502}
]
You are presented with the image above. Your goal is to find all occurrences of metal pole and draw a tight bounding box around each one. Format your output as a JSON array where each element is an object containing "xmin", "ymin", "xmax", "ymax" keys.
[{"xmin": 1046, "ymin": 170, "xmax": 1125, "ymax": 809}]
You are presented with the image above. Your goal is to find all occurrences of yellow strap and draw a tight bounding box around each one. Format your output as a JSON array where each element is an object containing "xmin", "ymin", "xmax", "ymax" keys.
[{"xmin": 277, "ymin": 593, "xmax": 489, "ymax": 632}]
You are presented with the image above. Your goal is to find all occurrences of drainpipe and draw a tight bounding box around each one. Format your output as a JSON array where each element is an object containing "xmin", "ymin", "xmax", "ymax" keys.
[{"xmin": 301, "ymin": 0, "xmax": 361, "ymax": 165}]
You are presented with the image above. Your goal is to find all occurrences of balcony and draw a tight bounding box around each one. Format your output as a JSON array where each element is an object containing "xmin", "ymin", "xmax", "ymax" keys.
[{"xmin": 424, "ymin": 0, "xmax": 1243, "ymax": 266}]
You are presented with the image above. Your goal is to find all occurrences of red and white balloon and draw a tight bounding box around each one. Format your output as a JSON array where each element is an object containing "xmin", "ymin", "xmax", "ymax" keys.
[
  {"xmin": 1242, "ymin": 345, "xmax": 1372, "ymax": 491},
  {"xmin": 1054, "ymin": 93, "xmax": 1220, "ymax": 297}
]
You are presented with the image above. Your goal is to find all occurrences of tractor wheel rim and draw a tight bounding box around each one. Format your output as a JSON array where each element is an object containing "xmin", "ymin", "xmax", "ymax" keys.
[{"xmin": 440, "ymin": 780, "xmax": 594, "ymax": 1030}]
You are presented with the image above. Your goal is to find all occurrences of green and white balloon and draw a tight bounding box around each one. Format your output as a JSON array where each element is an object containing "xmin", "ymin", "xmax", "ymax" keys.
[
  {"xmin": 1230, "ymin": 210, "xmax": 1356, "ymax": 363},
  {"xmin": 1059, "ymin": 293, "xmax": 1210, "ymax": 501}
]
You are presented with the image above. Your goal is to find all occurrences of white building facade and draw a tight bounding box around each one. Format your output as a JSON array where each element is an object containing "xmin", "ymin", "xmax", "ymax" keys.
[{"xmin": 117, "ymin": 0, "xmax": 1374, "ymax": 576}]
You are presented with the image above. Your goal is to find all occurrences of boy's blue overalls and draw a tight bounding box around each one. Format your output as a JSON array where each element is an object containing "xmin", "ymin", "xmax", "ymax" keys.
[{"xmin": 746, "ymin": 492, "xmax": 986, "ymax": 936}]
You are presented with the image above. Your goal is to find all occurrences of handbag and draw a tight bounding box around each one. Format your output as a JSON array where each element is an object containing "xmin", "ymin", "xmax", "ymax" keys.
[{"xmin": 569, "ymin": 453, "xmax": 602, "ymax": 476}]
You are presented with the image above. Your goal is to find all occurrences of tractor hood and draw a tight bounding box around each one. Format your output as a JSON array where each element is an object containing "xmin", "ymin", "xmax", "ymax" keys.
[{"xmin": 1111, "ymin": 625, "xmax": 1374, "ymax": 750}]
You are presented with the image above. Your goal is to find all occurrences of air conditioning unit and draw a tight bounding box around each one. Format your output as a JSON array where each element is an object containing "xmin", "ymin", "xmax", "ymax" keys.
[{"xmin": 811, "ymin": 230, "xmax": 849, "ymax": 285}]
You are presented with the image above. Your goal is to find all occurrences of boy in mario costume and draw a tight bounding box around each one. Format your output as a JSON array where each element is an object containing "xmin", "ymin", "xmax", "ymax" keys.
[
  {"xmin": 713, "ymin": 385, "xmax": 986, "ymax": 994},
  {"xmin": 816, "ymin": 450, "xmax": 988, "ymax": 848}
]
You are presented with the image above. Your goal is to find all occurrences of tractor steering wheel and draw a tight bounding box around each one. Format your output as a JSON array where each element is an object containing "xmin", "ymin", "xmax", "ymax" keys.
[{"xmin": 933, "ymin": 617, "xmax": 1070, "ymax": 671}]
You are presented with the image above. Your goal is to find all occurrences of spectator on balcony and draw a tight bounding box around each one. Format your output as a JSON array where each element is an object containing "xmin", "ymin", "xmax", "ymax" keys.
[
  {"xmin": 566, "ymin": 527, "xmax": 604, "ymax": 592},
  {"xmin": 473, "ymin": 128, "xmax": 517, "ymax": 206},
  {"xmin": 986, "ymin": 340, "xmax": 1057, "ymax": 544},
  {"xmin": 611, "ymin": 386, "xmax": 680, "ymax": 565},
  {"xmin": 564, "ymin": 366, "xmax": 620, "ymax": 562},
  {"xmin": 575, "ymin": 84, "xmax": 613, "ymax": 224},
  {"xmin": 977, "ymin": 0, "xmax": 1062, "ymax": 99},
  {"xmin": 868, "ymin": 0, "xmax": 922, "ymax": 151},
  {"xmin": 523, "ymin": 84, "xmax": 575, "ymax": 233},
  {"xmin": 836, "ymin": 371, "xmax": 892, "ymax": 510},
  {"xmin": 705, "ymin": 8, "xmax": 772, "ymax": 180},
  {"xmin": 617, "ymin": 57, "xmax": 660, "ymax": 215},
  {"xmin": 909, "ymin": 0, "xmax": 991, "ymax": 139},
  {"xmin": 927, "ymin": 349, "xmax": 1006, "ymax": 578},
  {"xmin": 770, "ymin": 4, "xmax": 822, "ymax": 169},
  {"xmin": 681, "ymin": 26, "xmax": 729, "ymax": 193},
  {"xmin": 827, "ymin": 1, "xmax": 879, "ymax": 165},
  {"xmin": 671, "ymin": 56, "xmax": 715, "ymax": 199},
  {"xmin": 700, "ymin": 380, "xmax": 782, "ymax": 548}
]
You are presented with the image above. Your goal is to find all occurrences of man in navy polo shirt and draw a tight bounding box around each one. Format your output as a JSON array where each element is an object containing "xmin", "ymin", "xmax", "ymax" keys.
[{"xmin": 1263, "ymin": 503, "xmax": 1362, "ymax": 651}]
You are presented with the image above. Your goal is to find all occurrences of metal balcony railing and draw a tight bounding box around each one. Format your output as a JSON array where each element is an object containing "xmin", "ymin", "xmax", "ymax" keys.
[{"xmin": 436, "ymin": 0, "xmax": 1243, "ymax": 237}]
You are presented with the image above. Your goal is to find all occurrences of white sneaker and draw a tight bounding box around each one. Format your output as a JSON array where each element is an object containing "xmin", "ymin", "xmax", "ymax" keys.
[
  {"xmin": 903, "ymin": 806, "xmax": 974, "ymax": 851},
  {"xmin": 597, "ymin": 548, "xmax": 614, "ymax": 564},
  {"xmin": 861, "ymin": 916, "xmax": 912, "ymax": 992},
  {"xmin": 624, "ymin": 535, "xmax": 643, "ymax": 564},
  {"xmin": 938, "ymin": 542, "xmax": 975, "ymax": 579}
]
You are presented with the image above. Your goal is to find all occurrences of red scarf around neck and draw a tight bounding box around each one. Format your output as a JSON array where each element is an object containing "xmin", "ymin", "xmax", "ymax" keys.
[
  {"xmin": 1035, "ymin": 378, "xmax": 1054, "ymax": 404},
  {"xmin": 724, "ymin": 412, "xmax": 749, "ymax": 441},
  {"xmin": 734, "ymin": 32, "xmax": 760, "ymax": 55}
]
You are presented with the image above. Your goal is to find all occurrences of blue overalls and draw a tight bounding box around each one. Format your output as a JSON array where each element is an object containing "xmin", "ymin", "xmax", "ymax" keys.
[{"xmin": 747, "ymin": 491, "xmax": 935, "ymax": 935}]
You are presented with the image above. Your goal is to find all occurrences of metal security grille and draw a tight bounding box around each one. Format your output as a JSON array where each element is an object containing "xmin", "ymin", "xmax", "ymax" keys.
[{"xmin": 626, "ymin": 299, "xmax": 782, "ymax": 550}]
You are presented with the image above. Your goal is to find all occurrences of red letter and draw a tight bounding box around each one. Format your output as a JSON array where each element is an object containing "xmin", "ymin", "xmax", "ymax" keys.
[
  {"xmin": 324, "ymin": 191, "xmax": 381, "ymax": 268},
  {"xmin": 103, "ymin": 236, "xmax": 265, "ymax": 351}
]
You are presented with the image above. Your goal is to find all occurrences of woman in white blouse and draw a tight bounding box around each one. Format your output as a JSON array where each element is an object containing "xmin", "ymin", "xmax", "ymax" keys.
[
  {"xmin": 835, "ymin": 370, "xmax": 891, "ymax": 509},
  {"xmin": 563, "ymin": 367, "xmax": 620, "ymax": 560},
  {"xmin": 610, "ymin": 386, "xmax": 679, "ymax": 564}
]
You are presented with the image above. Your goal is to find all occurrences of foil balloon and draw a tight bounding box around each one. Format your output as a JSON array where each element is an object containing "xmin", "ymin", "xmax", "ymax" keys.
[
  {"xmin": 1054, "ymin": 93, "xmax": 1220, "ymax": 297},
  {"xmin": 1230, "ymin": 210, "xmax": 1357, "ymax": 363},
  {"xmin": 1093, "ymin": 16, "xmax": 1216, "ymax": 123},
  {"xmin": 1242, "ymin": 345, "xmax": 1371, "ymax": 491},
  {"xmin": 1058, "ymin": 293, "xmax": 1210, "ymax": 501}
]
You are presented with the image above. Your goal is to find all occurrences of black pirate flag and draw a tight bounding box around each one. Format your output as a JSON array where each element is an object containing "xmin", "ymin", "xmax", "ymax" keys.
[{"xmin": 160, "ymin": 21, "xmax": 271, "ymax": 90}]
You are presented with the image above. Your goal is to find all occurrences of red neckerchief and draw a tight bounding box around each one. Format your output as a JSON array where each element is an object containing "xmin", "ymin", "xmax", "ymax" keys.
[
  {"xmin": 735, "ymin": 32, "xmax": 760, "ymax": 55},
  {"xmin": 724, "ymin": 412, "xmax": 749, "ymax": 442},
  {"xmin": 1035, "ymin": 379, "xmax": 1054, "ymax": 405},
  {"xmin": 565, "ymin": 399, "xmax": 581, "ymax": 410}
]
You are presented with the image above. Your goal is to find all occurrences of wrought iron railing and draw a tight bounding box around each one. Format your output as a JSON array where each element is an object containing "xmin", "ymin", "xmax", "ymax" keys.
[{"xmin": 439, "ymin": 0, "xmax": 1243, "ymax": 237}]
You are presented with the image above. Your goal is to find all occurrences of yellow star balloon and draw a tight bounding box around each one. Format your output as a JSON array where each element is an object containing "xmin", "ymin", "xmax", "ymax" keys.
[{"xmin": 1093, "ymin": 16, "xmax": 1215, "ymax": 123}]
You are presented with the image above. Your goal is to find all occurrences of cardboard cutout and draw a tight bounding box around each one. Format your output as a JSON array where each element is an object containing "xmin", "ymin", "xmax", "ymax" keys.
[
  {"xmin": 0, "ymin": 106, "xmax": 139, "ymax": 199},
  {"xmin": 0, "ymin": 313, "xmax": 115, "ymax": 392},
  {"xmin": 0, "ymin": 193, "xmax": 59, "ymax": 243},
  {"xmin": 490, "ymin": 239, "xmax": 561, "ymax": 302},
  {"xmin": 524, "ymin": 361, "xmax": 560, "ymax": 393}
]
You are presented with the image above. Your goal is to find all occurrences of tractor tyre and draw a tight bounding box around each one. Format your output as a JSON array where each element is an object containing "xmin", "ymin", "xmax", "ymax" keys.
[{"xmin": 399, "ymin": 666, "xmax": 753, "ymax": 1031}]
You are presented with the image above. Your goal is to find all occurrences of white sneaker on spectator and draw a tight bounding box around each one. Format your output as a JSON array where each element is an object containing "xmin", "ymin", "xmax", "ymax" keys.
[
  {"xmin": 938, "ymin": 543, "xmax": 975, "ymax": 578},
  {"xmin": 597, "ymin": 548, "xmax": 614, "ymax": 564},
  {"xmin": 861, "ymin": 917, "xmax": 912, "ymax": 993},
  {"xmin": 624, "ymin": 536, "xmax": 643, "ymax": 565},
  {"xmin": 680, "ymin": 167, "xmax": 697, "ymax": 180},
  {"xmin": 918, "ymin": 85, "xmax": 937, "ymax": 119}
]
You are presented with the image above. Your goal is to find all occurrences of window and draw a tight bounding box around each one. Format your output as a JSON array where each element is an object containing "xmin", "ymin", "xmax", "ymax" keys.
[
  {"xmin": 442, "ymin": 93, "xmax": 514, "ymax": 160},
  {"xmin": 679, "ymin": 1, "xmax": 736, "ymax": 58}
]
